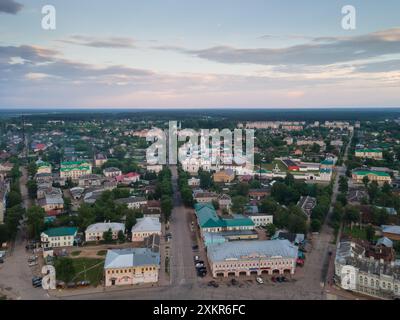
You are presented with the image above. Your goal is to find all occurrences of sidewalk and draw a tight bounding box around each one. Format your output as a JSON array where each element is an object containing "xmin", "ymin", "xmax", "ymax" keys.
[{"xmin": 50, "ymin": 281, "xmax": 172, "ymax": 298}]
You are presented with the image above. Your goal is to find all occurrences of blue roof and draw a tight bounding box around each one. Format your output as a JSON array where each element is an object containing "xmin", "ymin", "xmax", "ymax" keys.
[
  {"xmin": 104, "ymin": 248, "xmax": 160, "ymax": 269},
  {"xmin": 377, "ymin": 237, "xmax": 393, "ymax": 248},
  {"xmin": 381, "ymin": 225, "xmax": 400, "ymax": 235}
]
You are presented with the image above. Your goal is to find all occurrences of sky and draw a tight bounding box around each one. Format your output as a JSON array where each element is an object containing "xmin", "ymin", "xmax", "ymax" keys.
[{"xmin": 0, "ymin": 0, "xmax": 400, "ymax": 109}]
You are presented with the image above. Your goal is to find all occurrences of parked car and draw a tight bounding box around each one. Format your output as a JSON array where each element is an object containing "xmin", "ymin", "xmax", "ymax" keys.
[
  {"xmin": 192, "ymin": 245, "xmax": 199, "ymax": 250},
  {"xmin": 208, "ymin": 281, "xmax": 219, "ymax": 288},
  {"xmin": 0, "ymin": 258, "xmax": 4, "ymax": 264},
  {"xmin": 193, "ymin": 255, "xmax": 200, "ymax": 262},
  {"xmin": 77, "ymin": 280, "xmax": 90, "ymax": 287},
  {"xmin": 195, "ymin": 263, "xmax": 204, "ymax": 268},
  {"xmin": 271, "ymin": 276, "xmax": 277, "ymax": 282},
  {"xmin": 256, "ymin": 277, "xmax": 264, "ymax": 284},
  {"xmin": 67, "ymin": 282, "xmax": 77, "ymax": 288},
  {"xmin": 28, "ymin": 261, "xmax": 38, "ymax": 267}
]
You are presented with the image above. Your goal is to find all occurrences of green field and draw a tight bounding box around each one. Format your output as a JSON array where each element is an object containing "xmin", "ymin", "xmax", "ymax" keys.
[
  {"xmin": 342, "ymin": 226, "xmax": 376, "ymax": 241},
  {"xmin": 56, "ymin": 258, "xmax": 105, "ymax": 286}
]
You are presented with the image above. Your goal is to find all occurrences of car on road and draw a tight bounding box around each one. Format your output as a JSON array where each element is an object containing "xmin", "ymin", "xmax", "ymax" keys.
[
  {"xmin": 28, "ymin": 261, "xmax": 38, "ymax": 267},
  {"xmin": 0, "ymin": 258, "xmax": 4, "ymax": 264},
  {"xmin": 192, "ymin": 245, "xmax": 199, "ymax": 250},
  {"xmin": 195, "ymin": 263, "xmax": 204, "ymax": 268},
  {"xmin": 256, "ymin": 277, "xmax": 264, "ymax": 284},
  {"xmin": 208, "ymin": 281, "xmax": 219, "ymax": 288},
  {"xmin": 197, "ymin": 270, "xmax": 207, "ymax": 277},
  {"xmin": 32, "ymin": 276, "xmax": 42, "ymax": 288},
  {"xmin": 193, "ymin": 255, "xmax": 200, "ymax": 262}
]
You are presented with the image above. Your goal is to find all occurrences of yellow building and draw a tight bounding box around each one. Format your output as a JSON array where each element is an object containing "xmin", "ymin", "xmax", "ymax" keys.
[
  {"xmin": 104, "ymin": 248, "xmax": 160, "ymax": 287},
  {"xmin": 355, "ymin": 149, "xmax": 383, "ymax": 160},
  {"xmin": 213, "ymin": 169, "xmax": 235, "ymax": 183},
  {"xmin": 352, "ymin": 170, "xmax": 391, "ymax": 185},
  {"xmin": 60, "ymin": 161, "xmax": 92, "ymax": 179}
]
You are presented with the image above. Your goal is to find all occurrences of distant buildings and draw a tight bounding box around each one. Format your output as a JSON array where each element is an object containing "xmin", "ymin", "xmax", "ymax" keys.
[
  {"xmin": 94, "ymin": 153, "xmax": 108, "ymax": 167},
  {"xmin": 207, "ymin": 239, "xmax": 298, "ymax": 278},
  {"xmin": 85, "ymin": 222, "xmax": 125, "ymax": 242},
  {"xmin": 78, "ymin": 174, "xmax": 103, "ymax": 188},
  {"xmin": 104, "ymin": 248, "xmax": 160, "ymax": 286},
  {"xmin": 193, "ymin": 191, "xmax": 219, "ymax": 204},
  {"xmin": 131, "ymin": 217, "xmax": 162, "ymax": 242},
  {"xmin": 60, "ymin": 161, "xmax": 92, "ymax": 179},
  {"xmin": 103, "ymin": 167, "xmax": 122, "ymax": 178},
  {"xmin": 115, "ymin": 172, "xmax": 140, "ymax": 184},
  {"xmin": 36, "ymin": 160, "xmax": 52, "ymax": 174},
  {"xmin": 41, "ymin": 227, "xmax": 78, "ymax": 248},
  {"xmin": 355, "ymin": 149, "xmax": 383, "ymax": 160},
  {"xmin": 116, "ymin": 196, "xmax": 147, "ymax": 210},
  {"xmin": 213, "ymin": 169, "xmax": 235, "ymax": 183}
]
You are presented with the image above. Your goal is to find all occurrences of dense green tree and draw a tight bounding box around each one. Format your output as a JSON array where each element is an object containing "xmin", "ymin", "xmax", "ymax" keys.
[
  {"xmin": 311, "ymin": 219, "xmax": 322, "ymax": 232},
  {"xmin": 343, "ymin": 206, "xmax": 360, "ymax": 228},
  {"xmin": 117, "ymin": 230, "xmax": 125, "ymax": 242},
  {"xmin": 26, "ymin": 205, "xmax": 45, "ymax": 239},
  {"xmin": 287, "ymin": 214, "xmax": 307, "ymax": 234},
  {"xmin": 366, "ymin": 225, "xmax": 375, "ymax": 242},
  {"xmin": 199, "ymin": 169, "xmax": 213, "ymax": 189},
  {"xmin": 77, "ymin": 204, "xmax": 96, "ymax": 230},
  {"xmin": 260, "ymin": 198, "xmax": 278, "ymax": 215},
  {"xmin": 0, "ymin": 224, "xmax": 8, "ymax": 243},
  {"xmin": 161, "ymin": 195, "xmax": 173, "ymax": 220},
  {"xmin": 6, "ymin": 190, "xmax": 22, "ymax": 208},
  {"xmin": 125, "ymin": 210, "xmax": 138, "ymax": 231},
  {"xmin": 231, "ymin": 195, "xmax": 248, "ymax": 214},
  {"xmin": 27, "ymin": 180, "xmax": 37, "ymax": 199},
  {"xmin": 103, "ymin": 228, "xmax": 113, "ymax": 243}
]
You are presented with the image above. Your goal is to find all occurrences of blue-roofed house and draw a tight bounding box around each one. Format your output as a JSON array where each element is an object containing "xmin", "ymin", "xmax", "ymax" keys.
[
  {"xmin": 104, "ymin": 248, "xmax": 160, "ymax": 286},
  {"xmin": 381, "ymin": 225, "xmax": 400, "ymax": 241},
  {"xmin": 376, "ymin": 237, "xmax": 393, "ymax": 248}
]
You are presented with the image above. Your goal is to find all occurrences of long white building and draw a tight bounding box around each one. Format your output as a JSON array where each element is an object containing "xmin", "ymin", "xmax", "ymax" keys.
[{"xmin": 207, "ymin": 239, "xmax": 298, "ymax": 278}]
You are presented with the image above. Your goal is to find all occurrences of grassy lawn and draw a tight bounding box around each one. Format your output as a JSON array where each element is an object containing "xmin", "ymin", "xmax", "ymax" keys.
[
  {"xmin": 70, "ymin": 250, "xmax": 81, "ymax": 257},
  {"xmin": 97, "ymin": 250, "xmax": 107, "ymax": 256},
  {"xmin": 342, "ymin": 226, "xmax": 368, "ymax": 240},
  {"xmin": 262, "ymin": 160, "xmax": 287, "ymax": 172},
  {"xmin": 56, "ymin": 258, "xmax": 105, "ymax": 286}
]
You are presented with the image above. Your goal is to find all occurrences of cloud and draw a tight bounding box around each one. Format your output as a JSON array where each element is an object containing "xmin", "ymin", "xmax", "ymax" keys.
[
  {"xmin": 157, "ymin": 28, "xmax": 400, "ymax": 68},
  {"xmin": 58, "ymin": 35, "xmax": 136, "ymax": 48},
  {"xmin": 0, "ymin": 0, "xmax": 23, "ymax": 14}
]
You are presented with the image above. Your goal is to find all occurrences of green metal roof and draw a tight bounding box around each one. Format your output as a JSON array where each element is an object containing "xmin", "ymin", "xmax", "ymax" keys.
[
  {"xmin": 353, "ymin": 170, "xmax": 390, "ymax": 177},
  {"xmin": 194, "ymin": 203, "xmax": 254, "ymax": 229},
  {"xmin": 61, "ymin": 161, "xmax": 91, "ymax": 172},
  {"xmin": 42, "ymin": 227, "xmax": 78, "ymax": 237},
  {"xmin": 355, "ymin": 149, "xmax": 382, "ymax": 153},
  {"xmin": 320, "ymin": 159, "xmax": 334, "ymax": 165}
]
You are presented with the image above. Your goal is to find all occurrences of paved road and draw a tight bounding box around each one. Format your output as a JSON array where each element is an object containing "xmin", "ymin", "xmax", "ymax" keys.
[
  {"xmin": 169, "ymin": 165, "xmax": 197, "ymax": 286},
  {"xmin": 0, "ymin": 166, "xmax": 51, "ymax": 300}
]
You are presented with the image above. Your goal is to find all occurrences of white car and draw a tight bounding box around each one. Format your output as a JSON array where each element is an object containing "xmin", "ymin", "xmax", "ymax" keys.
[
  {"xmin": 256, "ymin": 277, "xmax": 264, "ymax": 284},
  {"xmin": 28, "ymin": 261, "xmax": 38, "ymax": 267}
]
